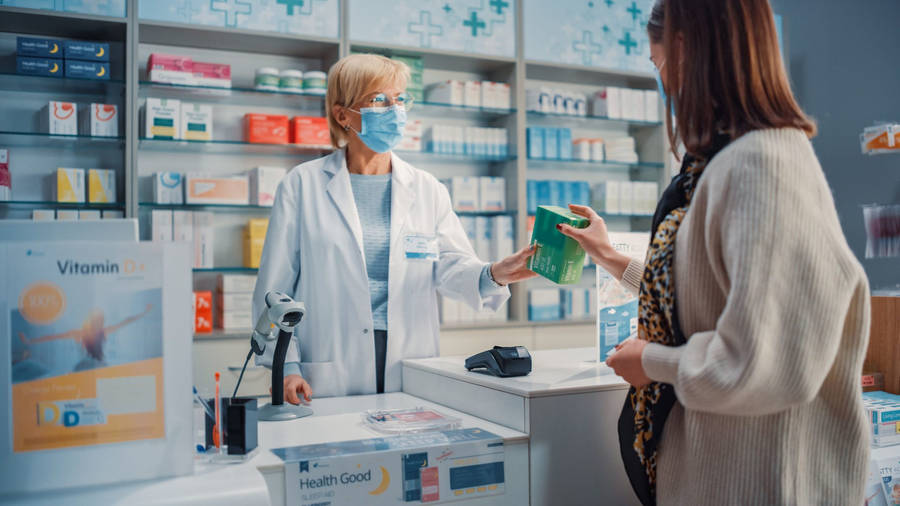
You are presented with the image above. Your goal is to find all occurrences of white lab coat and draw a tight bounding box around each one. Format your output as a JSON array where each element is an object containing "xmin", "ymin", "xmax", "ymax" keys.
[{"xmin": 253, "ymin": 149, "xmax": 509, "ymax": 397}]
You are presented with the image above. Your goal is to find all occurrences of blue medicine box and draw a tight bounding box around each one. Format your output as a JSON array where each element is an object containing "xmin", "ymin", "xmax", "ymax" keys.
[
  {"xmin": 527, "ymin": 180, "xmax": 538, "ymax": 215},
  {"xmin": 65, "ymin": 60, "xmax": 110, "ymax": 80},
  {"xmin": 558, "ymin": 128, "xmax": 573, "ymax": 160},
  {"xmin": 17, "ymin": 57, "xmax": 63, "ymax": 77},
  {"xmin": 63, "ymin": 40, "xmax": 110, "ymax": 62},
  {"xmin": 17, "ymin": 36, "xmax": 63, "ymax": 58},
  {"xmin": 527, "ymin": 127, "xmax": 545, "ymax": 159},
  {"xmin": 550, "ymin": 180, "xmax": 566, "ymax": 208},
  {"xmin": 535, "ymin": 181, "xmax": 551, "ymax": 210},
  {"xmin": 544, "ymin": 127, "xmax": 559, "ymax": 160}
]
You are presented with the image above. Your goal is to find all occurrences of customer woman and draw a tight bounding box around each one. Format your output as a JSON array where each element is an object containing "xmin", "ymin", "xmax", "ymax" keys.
[
  {"xmin": 558, "ymin": 0, "xmax": 871, "ymax": 504},
  {"xmin": 253, "ymin": 54, "xmax": 536, "ymax": 401}
]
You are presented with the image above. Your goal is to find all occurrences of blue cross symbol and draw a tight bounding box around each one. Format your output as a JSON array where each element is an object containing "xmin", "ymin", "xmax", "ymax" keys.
[
  {"xmin": 602, "ymin": 25, "xmax": 610, "ymax": 33},
  {"xmin": 408, "ymin": 11, "xmax": 443, "ymax": 48},
  {"xmin": 210, "ymin": 0, "xmax": 252, "ymax": 27},
  {"xmin": 277, "ymin": 0, "xmax": 304, "ymax": 16},
  {"xmin": 618, "ymin": 31, "xmax": 637, "ymax": 54},
  {"xmin": 463, "ymin": 11, "xmax": 486, "ymax": 37},
  {"xmin": 443, "ymin": 3, "xmax": 452, "ymax": 13},
  {"xmin": 489, "ymin": 0, "xmax": 509, "ymax": 15},
  {"xmin": 573, "ymin": 30, "xmax": 602, "ymax": 65},
  {"xmin": 605, "ymin": 0, "xmax": 614, "ymax": 7},
  {"xmin": 588, "ymin": 1, "xmax": 595, "ymax": 7},
  {"xmin": 176, "ymin": 0, "xmax": 199, "ymax": 21},
  {"xmin": 626, "ymin": 1, "xmax": 641, "ymax": 21}
]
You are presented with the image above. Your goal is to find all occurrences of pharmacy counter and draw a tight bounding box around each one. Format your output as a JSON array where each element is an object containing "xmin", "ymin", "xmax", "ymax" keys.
[
  {"xmin": 250, "ymin": 392, "xmax": 530, "ymax": 506},
  {"xmin": 403, "ymin": 347, "xmax": 639, "ymax": 506}
]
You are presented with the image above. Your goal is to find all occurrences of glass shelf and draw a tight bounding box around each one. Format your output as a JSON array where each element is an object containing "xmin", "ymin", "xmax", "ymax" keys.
[
  {"xmin": 0, "ymin": 72, "xmax": 125, "ymax": 96},
  {"xmin": 527, "ymin": 111, "xmax": 663, "ymax": 128},
  {"xmin": 0, "ymin": 130, "xmax": 125, "ymax": 148},
  {"xmin": 527, "ymin": 157, "xmax": 664, "ymax": 171},
  {"xmin": 138, "ymin": 137, "xmax": 332, "ymax": 156},
  {"xmin": 396, "ymin": 150, "xmax": 516, "ymax": 163},
  {"xmin": 139, "ymin": 202, "xmax": 274, "ymax": 211},
  {"xmin": 0, "ymin": 200, "xmax": 124, "ymax": 209},
  {"xmin": 412, "ymin": 102, "xmax": 515, "ymax": 117},
  {"xmin": 193, "ymin": 267, "xmax": 258, "ymax": 273},
  {"xmin": 139, "ymin": 81, "xmax": 325, "ymax": 106}
]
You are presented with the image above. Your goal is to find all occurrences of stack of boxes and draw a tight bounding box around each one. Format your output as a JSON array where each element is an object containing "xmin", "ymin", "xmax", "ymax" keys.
[
  {"xmin": 444, "ymin": 176, "xmax": 506, "ymax": 212},
  {"xmin": 526, "ymin": 180, "xmax": 592, "ymax": 215},
  {"xmin": 425, "ymin": 80, "xmax": 510, "ymax": 110},
  {"xmin": 53, "ymin": 168, "xmax": 116, "ymax": 205},
  {"xmin": 526, "ymin": 87, "xmax": 587, "ymax": 116},
  {"xmin": 397, "ymin": 119, "xmax": 424, "ymax": 152},
  {"xmin": 526, "ymin": 126, "xmax": 573, "ymax": 161},
  {"xmin": 216, "ymin": 274, "xmax": 256, "ymax": 331},
  {"xmin": 863, "ymin": 391, "xmax": 900, "ymax": 448},
  {"xmin": 592, "ymin": 87, "xmax": 660, "ymax": 122},
  {"xmin": 148, "ymin": 53, "xmax": 231, "ymax": 88},
  {"xmin": 193, "ymin": 291, "xmax": 213, "ymax": 334},
  {"xmin": 593, "ymin": 181, "xmax": 659, "ymax": 215},
  {"xmin": 153, "ymin": 168, "xmax": 287, "ymax": 208},
  {"xmin": 144, "ymin": 98, "xmax": 213, "ymax": 141},
  {"xmin": 43, "ymin": 100, "xmax": 119, "ymax": 137},
  {"xmin": 423, "ymin": 125, "xmax": 508, "ymax": 158},
  {"xmin": 392, "ymin": 55, "xmax": 424, "ymax": 102},
  {"xmin": 17, "ymin": 36, "xmax": 110, "ymax": 81},
  {"xmin": 150, "ymin": 208, "xmax": 213, "ymax": 268},
  {"xmin": 244, "ymin": 219, "xmax": 268, "ymax": 269},
  {"xmin": 604, "ymin": 136, "xmax": 639, "ymax": 164}
]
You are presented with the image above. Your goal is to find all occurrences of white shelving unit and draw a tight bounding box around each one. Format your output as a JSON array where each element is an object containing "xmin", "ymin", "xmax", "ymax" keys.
[{"xmin": 0, "ymin": 1, "xmax": 670, "ymax": 351}]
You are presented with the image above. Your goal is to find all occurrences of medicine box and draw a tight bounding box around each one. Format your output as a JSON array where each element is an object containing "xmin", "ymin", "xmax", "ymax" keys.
[
  {"xmin": 0, "ymin": 149, "xmax": 9, "ymax": 201},
  {"xmin": 172, "ymin": 210, "xmax": 193, "ymax": 242},
  {"xmin": 193, "ymin": 291, "xmax": 213, "ymax": 334},
  {"xmin": 397, "ymin": 119, "xmax": 423, "ymax": 152},
  {"xmin": 490, "ymin": 215, "xmax": 515, "ymax": 260},
  {"xmin": 529, "ymin": 288, "xmax": 561, "ymax": 321},
  {"xmin": 425, "ymin": 80, "xmax": 464, "ymax": 106},
  {"xmin": 179, "ymin": 102, "xmax": 213, "ymax": 141},
  {"xmin": 249, "ymin": 166, "xmax": 287, "ymax": 206},
  {"xmin": 217, "ymin": 274, "xmax": 257, "ymax": 294},
  {"xmin": 63, "ymin": 40, "xmax": 109, "ymax": 61},
  {"xmin": 246, "ymin": 218, "xmax": 268, "ymax": 240},
  {"xmin": 592, "ymin": 89, "xmax": 608, "ymax": 117},
  {"xmin": 606, "ymin": 87, "xmax": 623, "ymax": 119},
  {"xmin": 447, "ymin": 176, "xmax": 479, "ymax": 212},
  {"xmin": 291, "ymin": 116, "xmax": 329, "ymax": 146},
  {"xmin": 148, "ymin": 53, "xmax": 195, "ymax": 85},
  {"xmin": 544, "ymin": 127, "xmax": 559, "ymax": 160},
  {"xmin": 216, "ymin": 292, "xmax": 253, "ymax": 314},
  {"xmin": 102, "ymin": 210, "xmax": 124, "ymax": 219},
  {"xmin": 192, "ymin": 61, "xmax": 231, "ymax": 88},
  {"xmin": 56, "ymin": 210, "xmax": 79, "ymax": 221},
  {"xmin": 479, "ymin": 177, "xmax": 506, "ymax": 211},
  {"xmin": 185, "ymin": 174, "xmax": 249, "ymax": 205},
  {"xmin": 193, "ymin": 212, "xmax": 214, "ymax": 268},
  {"xmin": 79, "ymin": 210, "xmax": 101, "ymax": 220},
  {"xmin": 153, "ymin": 172, "xmax": 184, "ymax": 204},
  {"xmin": 474, "ymin": 216, "xmax": 491, "ymax": 261},
  {"xmin": 528, "ymin": 205, "xmax": 589, "ymax": 284},
  {"xmin": 219, "ymin": 311, "xmax": 252, "ymax": 330},
  {"xmin": 32, "ymin": 209, "xmax": 55, "ymax": 221},
  {"xmin": 593, "ymin": 181, "xmax": 621, "ymax": 214},
  {"xmin": 17, "ymin": 36, "xmax": 62, "ymax": 58},
  {"xmin": 16, "ymin": 57, "xmax": 63, "ymax": 77},
  {"xmin": 151, "ymin": 209, "xmax": 173, "ymax": 241},
  {"xmin": 144, "ymin": 98, "xmax": 180, "ymax": 139},
  {"xmin": 464, "ymin": 81, "xmax": 481, "ymax": 108},
  {"xmin": 644, "ymin": 90, "xmax": 660, "ymax": 123},
  {"xmin": 243, "ymin": 236, "xmax": 265, "ymax": 269},
  {"xmin": 80, "ymin": 103, "xmax": 118, "ymax": 137},
  {"xmin": 55, "ymin": 168, "xmax": 85, "ymax": 203},
  {"xmin": 44, "ymin": 101, "xmax": 78, "ymax": 135},
  {"xmin": 87, "ymin": 169, "xmax": 116, "ymax": 203},
  {"xmin": 527, "ymin": 127, "xmax": 545, "ymax": 159},
  {"xmin": 245, "ymin": 114, "xmax": 289, "ymax": 144},
  {"xmin": 557, "ymin": 128, "xmax": 573, "ymax": 160},
  {"xmin": 65, "ymin": 60, "xmax": 109, "ymax": 80}
]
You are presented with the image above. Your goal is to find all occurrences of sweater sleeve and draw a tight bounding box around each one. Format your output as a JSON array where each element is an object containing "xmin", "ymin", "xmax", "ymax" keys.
[
  {"xmin": 641, "ymin": 137, "xmax": 859, "ymax": 416},
  {"xmin": 621, "ymin": 258, "xmax": 644, "ymax": 295}
]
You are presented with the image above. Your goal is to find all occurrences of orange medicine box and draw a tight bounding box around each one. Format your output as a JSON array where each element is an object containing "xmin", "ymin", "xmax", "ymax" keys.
[
  {"xmin": 193, "ymin": 290, "xmax": 213, "ymax": 333},
  {"xmin": 291, "ymin": 116, "xmax": 329, "ymax": 146},
  {"xmin": 245, "ymin": 113, "xmax": 289, "ymax": 144}
]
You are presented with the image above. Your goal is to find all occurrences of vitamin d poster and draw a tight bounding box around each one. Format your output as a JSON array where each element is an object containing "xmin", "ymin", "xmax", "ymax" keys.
[{"xmin": 6, "ymin": 244, "xmax": 164, "ymax": 453}]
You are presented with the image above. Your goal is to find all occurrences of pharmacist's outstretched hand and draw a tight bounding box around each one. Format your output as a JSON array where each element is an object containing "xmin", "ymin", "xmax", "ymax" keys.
[
  {"xmin": 556, "ymin": 204, "xmax": 615, "ymax": 261},
  {"xmin": 490, "ymin": 245, "xmax": 538, "ymax": 285},
  {"xmin": 606, "ymin": 338, "xmax": 651, "ymax": 387},
  {"xmin": 281, "ymin": 374, "xmax": 312, "ymax": 405}
]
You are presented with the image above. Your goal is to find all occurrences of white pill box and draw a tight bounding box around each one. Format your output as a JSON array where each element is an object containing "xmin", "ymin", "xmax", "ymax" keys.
[
  {"xmin": 43, "ymin": 101, "xmax": 78, "ymax": 135},
  {"xmin": 32, "ymin": 209, "xmax": 55, "ymax": 221},
  {"xmin": 143, "ymin": 98, "xmax": 180, "ymax": 139},
  {"xmin": 479, "ymin": 177, "xmax": 506, "ymax": 211},
  {"xmin": 447, "ymin": 176, "xmax": 479, "ymax": 212},
  {"xmin": 249, "ymin": 166, "xmax": 287, "ymax": 206},
  {"xmin": 193, "ymin": 211, "xmax": 214, "ymax": 268},
  {"xmin": 151, "ymin": 209, "xmax": 173, "ymax": 241},
  {"xmin": 172, "ymin": 210, "xmax": 193, "ymax": 242},
  {"xmin": 153, "ymin": 172, "xmax": 184, "ymax": 204},
  {"xmin": 56, "ymin": 210, "xmax": 79, "ymax": 221},
  {"xmin": 80, "ymin": 103, "xmax": 118, "ymax": 137},
  {"xmin": 179, "ymin": 102, "xmax": 213, "ymax": 141},
  {"xmin": 425, "ymin": 80, "xmax": 464, "ymax": 106},
  {"xmin": 217, "ymin": 274, "xmax": 257, "ymax": 293}
]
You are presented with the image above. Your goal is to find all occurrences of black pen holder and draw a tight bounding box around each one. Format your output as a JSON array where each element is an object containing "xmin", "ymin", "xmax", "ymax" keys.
[{"xmin": 205, "ymin": 396, "xmax": 258, "ymax": 455}]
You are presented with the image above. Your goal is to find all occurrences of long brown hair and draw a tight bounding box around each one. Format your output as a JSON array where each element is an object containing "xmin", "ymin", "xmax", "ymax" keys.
[{"xmin": 647, "ymin": 0, "xmax": 816, "ymax": 158}]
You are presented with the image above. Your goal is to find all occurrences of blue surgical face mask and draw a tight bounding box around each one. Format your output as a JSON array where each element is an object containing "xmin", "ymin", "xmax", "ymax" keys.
[
  {"xmin": 349, "ymin": 104, "xmax": 407, "ymax": 153},
  {"xmin": 654, "ymin": 60, "xmax": 675, "ymax": 118}
]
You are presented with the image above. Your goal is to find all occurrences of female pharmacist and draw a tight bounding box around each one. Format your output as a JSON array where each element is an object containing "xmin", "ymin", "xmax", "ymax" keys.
[
  {"xmin": 559, "ymin": 0, "xmax": 871, "ymax": 504},
  {"xmin": 253, "ymin": 54, "xmax": 536, "ymax": 401}
]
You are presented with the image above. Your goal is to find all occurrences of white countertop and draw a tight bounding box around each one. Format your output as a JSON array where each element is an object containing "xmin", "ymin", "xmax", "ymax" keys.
[
  {"xmin": 403, "ymin": 347, "xmax": 629, "ymax": 398},
  {"xmin": 250, "ymin": 392, "xmax": 529, "ymax": 472}
]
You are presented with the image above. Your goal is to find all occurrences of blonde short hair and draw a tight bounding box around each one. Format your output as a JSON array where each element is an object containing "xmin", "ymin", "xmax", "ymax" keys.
[{"xmin": 326, "ymin": 54, "xmax": 410, "ymax": 148}]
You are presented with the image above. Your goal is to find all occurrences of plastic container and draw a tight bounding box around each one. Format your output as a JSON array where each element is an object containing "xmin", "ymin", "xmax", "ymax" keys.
[
  {"xmin": 255, "ymin": 67, "xmax": 280, "ymax": 92},
  {"xmin": 362, "ymin": 407, "xmax": 461, "ymax": 434},
  {"xmin": 303, "ymin": 70, "xmax": 326, "ymax": 95},
  {"xmin": 279, "ymin": 69, "xmax": 303, "ymax": 93}
]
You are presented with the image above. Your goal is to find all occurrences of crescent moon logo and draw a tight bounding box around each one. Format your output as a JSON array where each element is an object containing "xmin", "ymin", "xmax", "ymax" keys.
[
  {"xmin": 96, "ymin": 47, "xmax": 105, "ymax": 57},
  {"xmin": 49, "ymin": 63, "xmax": 59, "ymax": 73},
  {"xmin": 96, "ymin": 66, "xmax": 106, "ymax": 77},
  {"xmin": 49, "ymin": 43, "xmax": 59, "ymax": 54},
  {"xmin": 368, "ymin": 466, "xmax": 390, "ymax": 496}
]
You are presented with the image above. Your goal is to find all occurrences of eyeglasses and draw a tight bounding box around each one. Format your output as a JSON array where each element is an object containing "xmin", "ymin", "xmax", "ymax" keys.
[{"xmin": 363, "ymin": 92, "xmax": 414, "ymax": 111}]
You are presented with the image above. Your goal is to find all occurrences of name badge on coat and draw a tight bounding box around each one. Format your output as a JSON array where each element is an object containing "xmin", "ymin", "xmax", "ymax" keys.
[{"xmin": 404, "ymin": 234, "xmax": 439, "ymax": 261}]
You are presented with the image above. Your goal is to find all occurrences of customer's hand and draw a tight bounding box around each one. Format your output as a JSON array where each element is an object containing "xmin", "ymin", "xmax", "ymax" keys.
[
  {"xmin": 557, "ymin": 204, "xmax": 632, "ymax": 279},
  {"xmin": 490, "ymin": 245, "xmax": 538, "ymax": 285},
  {"xmin": 279, "ymin": 374, "xmax": 312, "ymax": 405},
  {"xmin": 606, "ymin": 338, "xmax": 652, "ymax": 387}
]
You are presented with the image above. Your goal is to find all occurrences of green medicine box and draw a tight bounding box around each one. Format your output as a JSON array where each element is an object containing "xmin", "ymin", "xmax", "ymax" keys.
[{"xmin": 528, "ymin": 205, "xmax": 590, "ymax": 284}]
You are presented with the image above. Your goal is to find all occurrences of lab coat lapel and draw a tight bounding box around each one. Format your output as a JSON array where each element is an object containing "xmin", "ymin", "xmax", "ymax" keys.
[
  {"xmin": 389, "ymin": 153, "xmax": 416, "ymax": 252},
  {"xmin": 324, "ymin": 150, "xmax": 364, "ymax": 254}
]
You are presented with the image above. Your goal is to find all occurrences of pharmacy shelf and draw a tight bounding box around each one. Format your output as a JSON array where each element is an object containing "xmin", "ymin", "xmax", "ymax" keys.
[
  {"xmin": 351, "ymin": 42, "xmax": 515, "ymax": 74},
  {"xmin": 412, "ymin": 102, "xmax": 515, "ymax": 118},
  {"xmin": 140, "ymin": 202, "xmax": 274, "ymax": 212},
  {"xmin": 526, "ymin": 111, "xmax": 662, "ymax": 129},
  {"xmin": 0, "ymin": 200, "xmax": 124, "ymax": 209},
  {"xmin": 525, "ymin": 60, "xmax": 656, "ymax": 86},
  {"xmin": 527, "ymin": 158, "xmax": 665, "ymax": 171},
  {"xmin": 0, "ymin": 130, "xmax": 124, "ymax": 148},
  {"xmin": 396, "ymin": 150, "xmax": 516, "ymax": 164},
  {"xmin": 0, "ymin": 6, "xmax": 126, "ymax": 41},
  {"xmin": 138, "ymin": 81, "xmax": 325, "ymax": 107},
  {"xmin": 0, "ymin": 72, "xmax": 125, "ymax": 96},
  {"xmin": 138, "ymin": 137, "xmax": 333, "ymax": 156},
  {"xmin": 193, "ymin": 267, "xmax": 258, "ymax": 273}
]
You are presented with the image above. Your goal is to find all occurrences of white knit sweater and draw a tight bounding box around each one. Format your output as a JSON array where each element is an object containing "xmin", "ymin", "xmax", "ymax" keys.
[{"xmin": 620, "ymin": 129, "xmax": 871, "ymax": 505}]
